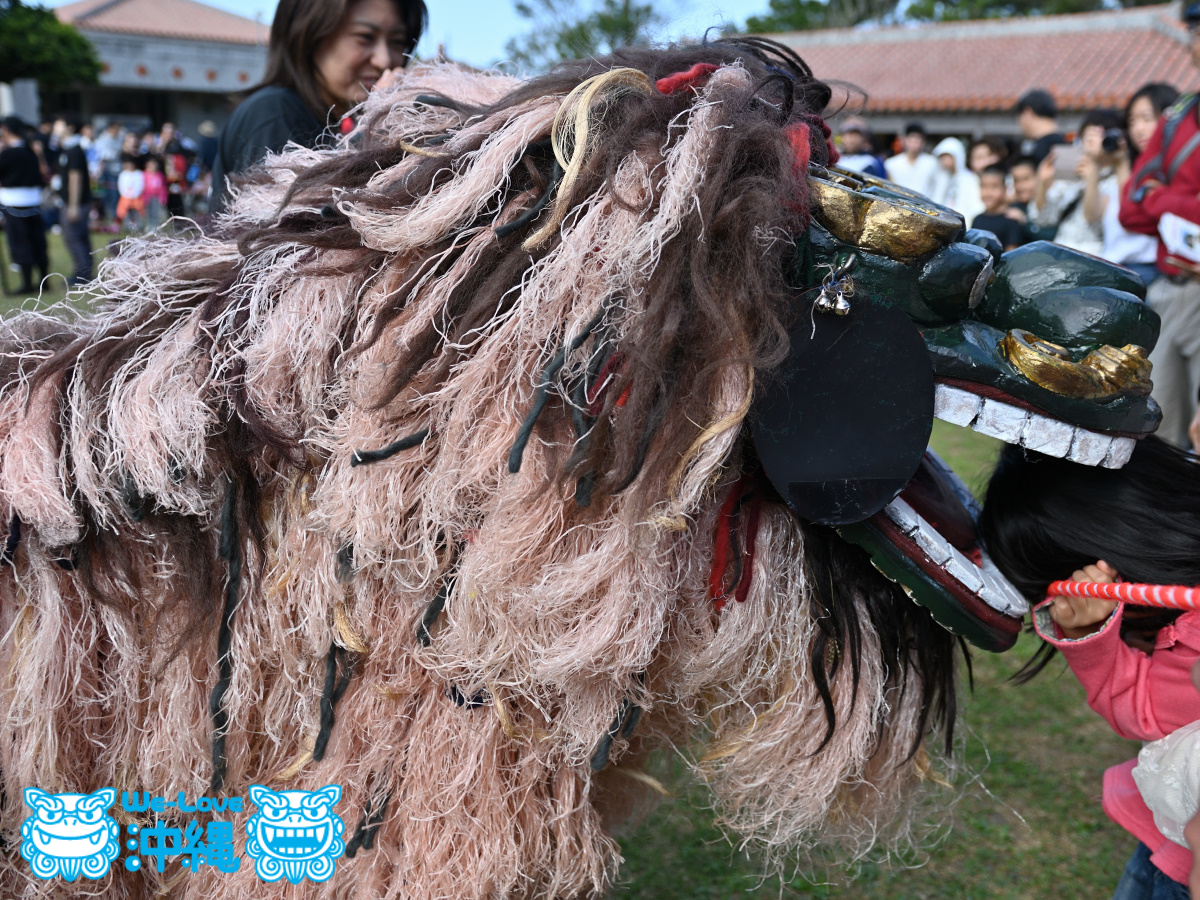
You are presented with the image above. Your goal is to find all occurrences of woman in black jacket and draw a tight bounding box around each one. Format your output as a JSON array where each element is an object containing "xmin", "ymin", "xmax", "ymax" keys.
[{"xmin": 211, "ymin": 0, "xmax": 428, "ymax": 213}]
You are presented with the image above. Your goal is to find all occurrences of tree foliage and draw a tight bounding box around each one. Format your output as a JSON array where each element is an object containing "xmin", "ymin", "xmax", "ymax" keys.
[
  {"xmin": 905, "ymin": 0, "xmax": 1161, "ymax": 20},
  {"xmin": 745, "ymin": 0, "xmax": 902, "ymax": 32},
  {"xmin": 505, "ymin": 0, "xmax": 663, "ymax": 72},
  {"xmin": 0, "ymin": 0, "xmax": 100, "ymax": 87}
]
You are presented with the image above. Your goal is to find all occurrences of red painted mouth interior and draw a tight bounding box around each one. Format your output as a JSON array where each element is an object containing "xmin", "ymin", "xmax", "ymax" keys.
[
  {"xmin": 870, "ymin": 509, "xmax": 1023, "ymax": 636},
  {"xmin": 898, "ymin": 456, "xmax": 978, "ymax": 556},
  {"xmin": 877, "ymin": 452, "xmax": 1022, "ymax": 636}
]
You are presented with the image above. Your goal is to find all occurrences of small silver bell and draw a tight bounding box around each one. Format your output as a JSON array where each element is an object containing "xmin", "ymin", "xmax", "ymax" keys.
[
  {"xmin": 815, "ymin": 288, "xmax": 836, "ymax": 313},
  {"xmin": 833, "ymin": 290, "xmax": 851, "ymax": 316}
]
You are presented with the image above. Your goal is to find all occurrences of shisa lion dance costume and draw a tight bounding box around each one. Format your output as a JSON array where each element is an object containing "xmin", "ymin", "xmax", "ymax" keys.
[{"xmin": 0, "ymin": 41, "xmax": 1162, "ymax": 898}]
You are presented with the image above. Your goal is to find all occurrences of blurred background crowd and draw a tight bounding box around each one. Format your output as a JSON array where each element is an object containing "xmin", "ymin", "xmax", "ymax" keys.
[
  {"xmin": 0, "ymin": 0, "xmax": 1191, "ymax": 296},
  {"xmin": 0, "ymin": 113, "xmax": 214, "ymax": 290},
  {"xmin": 836, "ymin": 84, "xmax": 1174, "ymax": 277},
  {"xmin": 4, "ymin": 84, "xmax": 1162, "ymax": 290}
]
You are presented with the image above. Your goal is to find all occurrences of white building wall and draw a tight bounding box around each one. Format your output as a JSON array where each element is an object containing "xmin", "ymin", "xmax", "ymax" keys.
[{"xmin": 84, "ymin": 31, "xmax": 267, "ymax": 95}]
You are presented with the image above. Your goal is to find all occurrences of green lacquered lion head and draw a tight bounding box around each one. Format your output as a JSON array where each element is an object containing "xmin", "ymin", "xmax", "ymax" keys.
[{"xmin": 753, "ymin": 165, "xmax": 1158, "ymax": 651}]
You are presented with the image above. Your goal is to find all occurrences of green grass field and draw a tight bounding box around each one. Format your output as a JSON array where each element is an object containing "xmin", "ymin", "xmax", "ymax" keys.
[
  {"xmin": 613, "ymin": 422, "xmax": 1139, "ymax": 900},
  {"xmin": 0, "ymin": 240, "xmax": 1138, "ymax": 898},
  {"xmin": 0, "ymin": 228, "xmax": 127, "ymax": 315}
]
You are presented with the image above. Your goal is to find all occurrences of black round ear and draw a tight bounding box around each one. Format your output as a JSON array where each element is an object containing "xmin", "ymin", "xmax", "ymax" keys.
[{"xmin": 751, "ymin": 293, "xmax": 934, "ymax": 525}]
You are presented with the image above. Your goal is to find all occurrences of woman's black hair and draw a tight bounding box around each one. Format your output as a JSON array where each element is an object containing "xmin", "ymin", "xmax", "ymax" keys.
[
  {"xmin": 967, "ymin": 134, "xmax": 1010, "ymax": 168},
  {"xmin": 263, "ymin": 0, "xmax": 429, "ymax": 120},
  {"xmin": 1124, "ymin": 82, "xmax": 1181, "ymax": 137},
  {"xmin": 979, "ymin": 436, "xmax": 1200, "ymax": 680}
]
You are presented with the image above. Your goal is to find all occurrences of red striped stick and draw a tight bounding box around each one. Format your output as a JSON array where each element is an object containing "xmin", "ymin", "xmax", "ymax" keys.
[{"xmin": 1047, "ymin": 580, "xmax": 1200, "ymax": 612}]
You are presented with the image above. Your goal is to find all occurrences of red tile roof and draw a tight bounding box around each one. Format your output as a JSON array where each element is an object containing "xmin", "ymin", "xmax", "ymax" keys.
[
  {"xmin": 769, "ymin": 4, "xmax": 1200, "ymax": 113},
  {"xmin": 56, "ymin": 0, "xmax": 267, "ymax": 46}
]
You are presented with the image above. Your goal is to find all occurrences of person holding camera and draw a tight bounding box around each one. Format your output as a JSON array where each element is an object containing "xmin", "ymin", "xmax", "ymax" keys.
[
  {"xmin": 1030, "ymin": 109, "xmax": 1123, "ymax": 258},
  {"xmin": 1083, "ymin": 90, "xmax": 1175, "ymax": 288},
  {"xmin": 1122, "ymin": 3, "xmax": 1200, "ymax": 449}
]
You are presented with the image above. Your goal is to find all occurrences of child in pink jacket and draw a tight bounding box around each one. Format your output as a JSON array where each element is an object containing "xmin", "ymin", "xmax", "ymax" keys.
[
  {"xmin": 142, "ymin": 156, "xmax": 168, "ymax": 231},
  {"xmin": 981, "ymin": 436, "xmax": 1200, "ymax": 899}
]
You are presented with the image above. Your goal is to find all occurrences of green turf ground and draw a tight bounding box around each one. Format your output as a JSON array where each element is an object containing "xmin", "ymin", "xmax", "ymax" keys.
[
  {"xmin": 0, "ymin": 240, "xmax": 1137, "ymax": 898},
  {"xmin": 0, "ymin": 228, "xmax": 125, "ymax": 315},
  {"xmin": 613, "ymin": 422, "xmax": 1139, "ymax": 900}
]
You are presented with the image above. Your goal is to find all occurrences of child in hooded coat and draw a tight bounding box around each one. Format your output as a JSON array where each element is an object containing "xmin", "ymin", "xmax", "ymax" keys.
[{"xmin": 930, "ymin": 137, "xmax": 984, "ymax": 225}]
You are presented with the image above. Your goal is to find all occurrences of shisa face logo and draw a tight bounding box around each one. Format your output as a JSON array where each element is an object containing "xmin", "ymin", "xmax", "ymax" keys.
[
  {"xmin": 20, "ymin": 787, "xmax": 120, "ymax": 880},
  {"xmin": 244, "ymin": 784, "xmax": 344, "ymax": 883}
]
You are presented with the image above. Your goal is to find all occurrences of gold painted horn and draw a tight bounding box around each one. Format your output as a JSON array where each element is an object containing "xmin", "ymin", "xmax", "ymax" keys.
[{"xmin": 807, "ymin": 165, "xmax": 963, "ymax": 259}]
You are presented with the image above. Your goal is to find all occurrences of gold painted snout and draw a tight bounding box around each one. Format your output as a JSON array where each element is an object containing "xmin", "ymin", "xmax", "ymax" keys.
[{"xmin": 1000, "ymin": 329, "xmax": 1153, "ymax": 400}]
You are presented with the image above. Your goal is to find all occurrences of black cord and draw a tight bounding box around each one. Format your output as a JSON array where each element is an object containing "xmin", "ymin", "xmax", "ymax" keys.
[
  {"xmin": 507, "ymin": 309, "xmax": 605, "ymax": 474},
  {"xmin": 413, "ymin": 93, "xmax": 461, "ymax": 110},
  {"xmin": 589, "ymin": 697, "xmax": 641, "ymax": 771},
  {"xmin": 350, "ymin": 427, "xmax": 429, "ymax": 467},
  {"xmin": 312, "ymin": 644, "xmax": 356, "ymax": 762},
  {"xmin": 494, "ymin": 161, "xmax": 563, "ymax": 239},
  {"xmin": 448, "ymin": 684, "xmax": 489, "ymax": 708},
  {"xmin": 416, "ymin": 578, "xmax": 452, "ymax": 647},
  {"xmin": 344, "ymin": 788, "xmax": 392, "ymax": 858},
  {"xmin": 208, "ymin": 477, "xmax": 241, "ymax": 794}
]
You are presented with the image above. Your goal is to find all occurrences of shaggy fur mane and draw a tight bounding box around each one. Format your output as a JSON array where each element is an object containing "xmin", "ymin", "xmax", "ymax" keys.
[{"xmin": 0, "ymin": 39, "xmax": 957, "ymax": 899}]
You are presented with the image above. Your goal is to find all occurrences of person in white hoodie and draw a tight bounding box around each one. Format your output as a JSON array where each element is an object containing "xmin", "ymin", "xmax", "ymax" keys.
[{"xmin": 931, "ymin": 137, "xmax": 985, "ymax": 225}]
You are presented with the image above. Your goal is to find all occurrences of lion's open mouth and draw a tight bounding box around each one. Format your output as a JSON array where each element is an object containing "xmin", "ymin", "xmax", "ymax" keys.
[
  {"xmin": 873, "ymin": 447, "xmax": 1025, "ymax": 639},
  {"xmin": 856, "ymin": 377, "xmax": 1146, "ymax": 651}
]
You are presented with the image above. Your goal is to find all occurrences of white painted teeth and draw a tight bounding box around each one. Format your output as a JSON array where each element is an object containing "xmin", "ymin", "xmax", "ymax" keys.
[
  {"xmin": 930, "ymin": 383, "xmax": 983, "ymax": 429},
  {"xmin": 1101, "ymin": 436, "xmax": 1136, "ymax": 469},
  {"xmin": 933, "ymin": 384, "xmax": 1135, "ymax": 469},
  {"xmin": 883, "ymin": 497, "xmax": 1029, "ymax": 617},
  {"xmin": 979, "ymin": 554, "xmax": 1028, "ymax": 617},
  {"xmin": 1020, "ymin": 414, "xmax": 1073, "ymax": 458},
  {"xmin": 972, "ymin": 396, "xmax": 1027, "ymax": 443}
]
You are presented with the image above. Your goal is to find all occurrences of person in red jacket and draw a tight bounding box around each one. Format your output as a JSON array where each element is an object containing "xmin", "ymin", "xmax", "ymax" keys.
[{"xmin": 1121, "ymin": 2, "xmax": 1200, "ymax": 448}]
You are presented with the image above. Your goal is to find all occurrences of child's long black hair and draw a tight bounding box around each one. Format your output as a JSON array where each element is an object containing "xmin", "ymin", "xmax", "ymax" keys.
[{"xmin": 979, "ymin": 435, "xmax": 1200, "ymax": 680}]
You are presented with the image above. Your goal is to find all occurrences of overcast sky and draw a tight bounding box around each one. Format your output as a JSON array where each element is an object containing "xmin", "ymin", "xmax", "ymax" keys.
[{"xmin": 49, "ymin": 1, "xmax": 775, "ymax": 68}]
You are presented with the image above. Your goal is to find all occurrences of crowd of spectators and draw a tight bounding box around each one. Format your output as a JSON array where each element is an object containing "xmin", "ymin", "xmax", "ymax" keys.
[
  {"xmin": 0, "ymin": 55, "xmax": 1195, "ymax": 439},
  {"xmin": 836, "ymin": 79, "xmax": 1200, "ymax": 451},
  {"xmin": 838, "ymin": 86, "xmax": 1178, "ymax": 266},
  {"xmin": 0, "ymin": 113, "xmax": 217, "ymax": 290}
]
